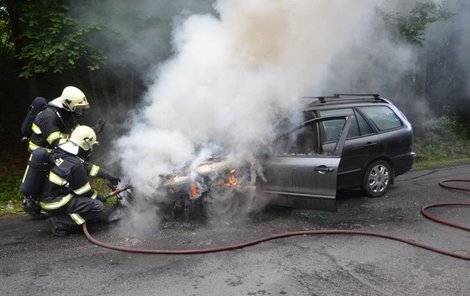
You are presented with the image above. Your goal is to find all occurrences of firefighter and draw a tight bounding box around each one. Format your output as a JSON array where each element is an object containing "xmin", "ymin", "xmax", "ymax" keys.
[
  {"xmin": 28, "ymin": 86, "xmax": 105, "ymax": 152},
  {"xmin": 21, "ymin": 87, "xmax": 110, "ymax": 217},
  {"xmin": 40, "ymin": 125, "xmax": 119, "ymax": 236}
]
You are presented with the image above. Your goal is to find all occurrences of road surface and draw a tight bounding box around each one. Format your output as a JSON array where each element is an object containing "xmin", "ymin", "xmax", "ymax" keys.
[{"xmin": 1, "ymin": 165, "xmax": 470, "ymax": 295}]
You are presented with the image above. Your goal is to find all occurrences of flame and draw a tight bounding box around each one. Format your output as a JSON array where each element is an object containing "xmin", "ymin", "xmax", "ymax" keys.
[
  {"xmin": 225, "ymin": 170, "xmax": 238, "ymax": 187},
  {"xmin": 190, "ymin": 182, "xmax": 200, "ymax": 199}
]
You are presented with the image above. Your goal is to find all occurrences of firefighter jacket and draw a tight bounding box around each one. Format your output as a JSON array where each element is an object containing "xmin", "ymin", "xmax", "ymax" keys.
[
  {"xmin": 40, "ymin": 149, "xmax": 100, "ymax": 211},
  {"xmin": 29, "ymin": 106, "xmax": 78, "ymax": 152}
]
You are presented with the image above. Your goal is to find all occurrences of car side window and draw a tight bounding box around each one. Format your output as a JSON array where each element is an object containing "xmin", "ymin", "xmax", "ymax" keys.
[
  {"xmin": 358, "ymin": 106, "xmax": 403, "ymax": 131},
  {"xmin": 274, "ymin": 124, "xmax": 319, "ymax": 156},
  {"xmin": 274, "ymin": 118, "xmax": 348, "ymax": 156},
  {"xmin": 319, "ymin": 108, "xmax": 360, "ymax": 140},
  {"xmin": 355, "ymin": 110, "xmax": 374, "ymax": 135}
]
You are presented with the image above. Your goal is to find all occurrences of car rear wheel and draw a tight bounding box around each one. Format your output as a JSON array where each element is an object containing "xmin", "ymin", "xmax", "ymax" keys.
[{"xmin": 362, "ymin": 160, "xmax": 391, "ymax": 197}]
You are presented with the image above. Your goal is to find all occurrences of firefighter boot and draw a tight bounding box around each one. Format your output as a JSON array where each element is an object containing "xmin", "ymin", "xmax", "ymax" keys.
[
  {"xmin": 22, "ymin": 196, "xmax": 46, "ymax": 219},
  {"xmin": 46, "ymin": 216, "xmax": 69, "ymax": 237}
]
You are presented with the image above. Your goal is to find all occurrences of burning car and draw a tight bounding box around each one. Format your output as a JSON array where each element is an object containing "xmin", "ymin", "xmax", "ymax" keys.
[
  {"xmin": 160, "ymin": 94, "xmax": 415, "ymax": 219},
  {"xmin": 161, "ymin": 156, "xmax": 258, "ymax": 219}
]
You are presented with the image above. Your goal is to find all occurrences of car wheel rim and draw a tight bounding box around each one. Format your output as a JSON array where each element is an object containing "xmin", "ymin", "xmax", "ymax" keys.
[{"xmin": 368, "ymin": 164, "xmax": 390, "ymax": 193}]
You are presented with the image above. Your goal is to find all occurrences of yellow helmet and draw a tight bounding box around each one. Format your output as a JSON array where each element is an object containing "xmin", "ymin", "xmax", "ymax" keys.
[
  {"xmin": 69, "ymin": 126, "xmax": 98, "ymax": 151},
  {"xmin": 58, "ymin": 86, "xmax": 90, "ymax": 115}
]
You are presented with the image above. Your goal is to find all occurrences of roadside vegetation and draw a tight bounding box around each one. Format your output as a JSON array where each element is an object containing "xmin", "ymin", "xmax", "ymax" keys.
[
  {"xmin": 414, "ymin": 116, "xmax": 470, "ymax": 169},
  {"xmin": 0, "ymin": 166, "xmax": 23, "ymax": 215}
]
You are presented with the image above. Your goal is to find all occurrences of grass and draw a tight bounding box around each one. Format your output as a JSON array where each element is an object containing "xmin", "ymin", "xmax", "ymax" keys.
[
  {"xmin": 413, "ymin": 116, "xmax": 470, "ymax": 169},
  {"xmin": 413, "ymin": 157, "xmax": 470, "ymax": 169},
  {"xmin": 0, "ymin": 163, "xmax": 24, "ymax": 216}
]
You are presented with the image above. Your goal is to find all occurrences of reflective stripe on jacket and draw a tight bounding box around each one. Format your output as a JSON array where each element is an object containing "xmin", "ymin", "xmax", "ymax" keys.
[{"xmin": 41, "ymin": 149, "xmax": 98, "ymax": 210}]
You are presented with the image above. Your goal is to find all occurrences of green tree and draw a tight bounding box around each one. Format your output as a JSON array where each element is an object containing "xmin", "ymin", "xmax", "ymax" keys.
[
  {"xmin": 381, "ymin": 1, "xmax": 453, "ymax": 47},
  {"xmin": 396, "ymin": 2, "xmax": 453, "ymax": 47},
  {"xmin": 2, "ymin": 0, "xmax": 104, "ymax": 78}
]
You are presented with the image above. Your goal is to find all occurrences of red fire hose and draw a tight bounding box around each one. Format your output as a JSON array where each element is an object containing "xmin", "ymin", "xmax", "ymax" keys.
[{"xmin": 83, "ymin": 179, "xmax": 470, "ymax": 260}]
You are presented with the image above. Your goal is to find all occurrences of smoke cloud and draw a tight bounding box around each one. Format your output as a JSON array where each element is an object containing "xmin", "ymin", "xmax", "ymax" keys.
[
  {"xmin": 321, "ymin": 0, "xmax": 452, "ymax": 134},
  {"xmin": 425, "ymin": 0, "xmax": 470, "ymax": 108},
  {"xmin": 117, "ymin": 0, "xmax": 380, "ymax": 200},
  {"xmin": 73, "ymin": 0, "xmax": 450, "ymax": 230}
]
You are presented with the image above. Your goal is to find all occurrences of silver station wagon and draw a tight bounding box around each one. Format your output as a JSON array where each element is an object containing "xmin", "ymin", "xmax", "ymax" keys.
[
  {"xmin": 163, "ymin": 94, "xmax": 415, "ymax": 217},
  {"xmin": 261, "ymin": 94, "xmax": 415, "ymax": 211}
]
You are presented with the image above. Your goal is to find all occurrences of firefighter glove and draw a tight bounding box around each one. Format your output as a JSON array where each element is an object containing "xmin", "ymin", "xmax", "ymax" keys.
[{"xmin": 96, "ymin": 195, "xmax": 107, "ymax": 203}]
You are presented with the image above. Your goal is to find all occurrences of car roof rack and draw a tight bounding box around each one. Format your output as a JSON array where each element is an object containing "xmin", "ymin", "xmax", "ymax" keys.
[
  {"xmin": 303, "ymin": 93, "xmax": 382, "ymax": 104},
  {"xmin": 334, "ymin": 93, "xmax": 380, "ymax": 99},
  {"xmin": 302, "ymin": 95, "xmax": 338, "ymax": 103}
]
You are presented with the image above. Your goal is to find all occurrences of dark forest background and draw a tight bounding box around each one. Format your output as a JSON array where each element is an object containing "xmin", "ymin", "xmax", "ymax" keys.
[{"xmin": 1, "ymin": 0, "xmax": 470, "ymax": 173}]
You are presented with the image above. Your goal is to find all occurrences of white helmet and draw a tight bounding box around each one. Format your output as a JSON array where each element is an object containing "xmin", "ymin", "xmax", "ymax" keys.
[
  {"xmin": 58, "ymin": 86, "xmax": 90, "ymax": 115},
  {"xmin": 69, "ymin": 126, "xmax": 98, "ymax": 151}
]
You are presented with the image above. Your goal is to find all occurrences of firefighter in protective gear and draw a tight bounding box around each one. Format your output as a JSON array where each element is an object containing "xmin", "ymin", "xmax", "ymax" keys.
[
  {"xmin": 28, "ymin": 86, "xmax": 89, "ymax": 152},
  {"xmin": 41, "ymin": 126, "xmax": 119, "ymax": 236}
]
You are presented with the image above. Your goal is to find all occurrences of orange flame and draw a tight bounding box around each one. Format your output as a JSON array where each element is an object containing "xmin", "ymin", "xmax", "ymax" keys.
[
  {"xmin": 191, "ymin": 183, "xmax": 199, "ymax": 198},
  {"xmin": 225, "ymin": 170, "xmax": 238, "ymax": 187}
]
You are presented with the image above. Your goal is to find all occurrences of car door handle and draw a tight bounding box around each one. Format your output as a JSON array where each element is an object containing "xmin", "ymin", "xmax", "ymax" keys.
[
  {"xmin": 363, "ymin": 141, "xmax": 377, "ymax": 147},
  {"xmin": 314, "ymin": 165, "xmax": 335, "ymax": 174}
]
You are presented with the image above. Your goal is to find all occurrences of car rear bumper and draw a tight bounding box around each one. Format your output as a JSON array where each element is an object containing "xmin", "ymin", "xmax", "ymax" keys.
[{"xmin": 392, "ymin": 152, "xmax": 416, "ymax": 176}]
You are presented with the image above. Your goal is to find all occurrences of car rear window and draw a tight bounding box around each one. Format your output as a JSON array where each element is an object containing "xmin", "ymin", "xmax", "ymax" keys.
[{"xmin": 358, "ymin": 106, "xmax": 403, "ymax": 131}]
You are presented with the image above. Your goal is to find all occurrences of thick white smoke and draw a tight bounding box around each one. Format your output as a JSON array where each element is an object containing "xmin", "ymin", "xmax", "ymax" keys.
[
  {"xmin": 117, "ymin": 0, "xmax": 380, "ymax": 199},
  {"xmin": 322, "ymin": 0, "xmax": 447, "ymax": 93},
  {"xmin": 108, "ymin": 0, "xmax": 452, "ymax": 232}
]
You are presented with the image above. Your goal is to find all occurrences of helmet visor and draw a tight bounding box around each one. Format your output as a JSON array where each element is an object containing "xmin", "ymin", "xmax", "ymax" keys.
[
  {"xmin": 73, "ymin": 104, "xmax": 89, "ymax": 116},
  {"xmin": 72, "ymin": 97, "xmax": 90, "ymax": 115}
]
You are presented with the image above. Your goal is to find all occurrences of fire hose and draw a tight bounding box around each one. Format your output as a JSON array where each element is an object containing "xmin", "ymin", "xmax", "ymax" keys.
[
  {"xmin": 83, "ymin": 180, "xmax": 470, "ymax": 260},
  {"xmin": 103, "ymin": 185, "xmax": 133, "ymax": 200}
]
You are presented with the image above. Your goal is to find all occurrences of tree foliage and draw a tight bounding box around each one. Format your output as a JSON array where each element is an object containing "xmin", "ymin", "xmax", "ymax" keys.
[
  {"xmin": 4, "ymin": 0, "xmax": 105, "ymax": 78},
  {"xmin": 0, "ymin": 2, "xmax": 14, "ymax": 57},
  {"xmin": 398, "ymin": 2, "xmax": 453, "ymax": 46},
  {"xmin": 383, "ymin": 1, "xmax": 453, "ymax": 47}
]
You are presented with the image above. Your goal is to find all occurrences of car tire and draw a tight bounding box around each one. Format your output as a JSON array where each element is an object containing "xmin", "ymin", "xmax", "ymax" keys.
[
  {"xmin": 204, "ymin": 189, "xmax": 243, "ymax": 219},
  {"xmin": 362, "ymin": 160, "xmax": 392, "ymax": 198}
]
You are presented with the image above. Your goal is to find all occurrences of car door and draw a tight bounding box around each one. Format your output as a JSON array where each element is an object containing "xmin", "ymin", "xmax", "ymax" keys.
[
  {"xmin": 317, "ymin": 108, "xmax": 380, "ymax": 189},
  {"xmin": 260, "ymin": 115, "xmax": 352, "ymax": 211}
]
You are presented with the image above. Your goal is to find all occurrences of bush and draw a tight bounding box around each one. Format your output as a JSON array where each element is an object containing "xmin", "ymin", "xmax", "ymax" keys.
[
  {"xmin": 414, "ymin": 116, "xmax": 470, "ymax": 162},
  {"xmin": 0, "ymin": 165, "xmax": 23, "ymax": 215}
]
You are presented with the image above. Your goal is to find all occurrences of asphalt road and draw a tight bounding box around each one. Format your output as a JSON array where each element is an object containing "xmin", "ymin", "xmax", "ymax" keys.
[{"xmin": 1, "ymin": 165, "xmax": 470, "ymax": 296}]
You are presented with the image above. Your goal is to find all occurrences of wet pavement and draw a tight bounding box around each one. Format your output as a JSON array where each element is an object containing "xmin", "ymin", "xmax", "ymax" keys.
[{"xmin": 1, "ymin": 164, "xmax": 470, "ymax": 295}]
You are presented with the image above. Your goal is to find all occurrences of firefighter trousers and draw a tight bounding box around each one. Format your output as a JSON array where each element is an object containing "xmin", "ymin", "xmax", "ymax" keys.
[{"xmin": 42, "ymin": 196, "xmax": 103, "ymax": 235}]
